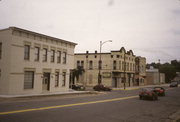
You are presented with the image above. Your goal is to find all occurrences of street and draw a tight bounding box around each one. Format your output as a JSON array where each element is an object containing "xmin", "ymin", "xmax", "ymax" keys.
[{"xmin": 0, "ymin": 86, "xmax": 180, "ymax": 122}]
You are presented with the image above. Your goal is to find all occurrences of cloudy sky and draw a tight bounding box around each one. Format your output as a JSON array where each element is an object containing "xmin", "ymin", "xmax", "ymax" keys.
[{"xmin": 0, "ymin": 0, "xmax": 180, "ymax": 63}]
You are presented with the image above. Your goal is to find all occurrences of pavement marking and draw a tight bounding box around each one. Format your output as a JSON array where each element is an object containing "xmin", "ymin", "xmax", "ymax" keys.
[
  {"xmin": 0, "ymin": 95, "xmax": 138, "ymax": 115},
  {"xmin": 113, "ymin": 88, "xmax": 139, "ymax": 91}
]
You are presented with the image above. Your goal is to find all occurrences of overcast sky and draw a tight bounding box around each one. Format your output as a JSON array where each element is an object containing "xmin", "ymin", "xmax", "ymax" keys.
[{"xmin": 0, "ymin": 0, "xmax": 180, "ymax": 63}]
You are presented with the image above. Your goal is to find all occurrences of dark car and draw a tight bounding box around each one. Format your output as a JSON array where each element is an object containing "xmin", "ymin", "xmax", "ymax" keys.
[
  {"xmin": 139, "ymin": 88, "xmax": 158, "ymax": 100},
  {"xmin": 170, "ymin": 81, "xmax": 178, "ymax": 87},
  {"xmin": 93, "ymin": 84, "xmax": 112, "ymax": 91},
  {"xmin": 72, "ymin": 84, "xmax": 85, "ymax": 91},
  {"xmin": 153, "ymin": 87, "xmax": 165, "ymax": 96}
]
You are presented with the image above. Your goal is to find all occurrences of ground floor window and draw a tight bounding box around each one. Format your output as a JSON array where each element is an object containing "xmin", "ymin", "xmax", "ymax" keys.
[
  {"xmin": 24, "ymin": 71, "xmax": 34, "ymax": 89},
  {"xmin": 55, "ymin": 72, "xmax": 59, "ymax": 87},
  {"xmin": 62, "ymin": 72, "xmax": 66, "ymax": 86}
]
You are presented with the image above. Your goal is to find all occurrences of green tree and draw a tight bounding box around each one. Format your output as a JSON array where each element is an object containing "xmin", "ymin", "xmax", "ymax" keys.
[{"xmin": 72, "ymin": 66, "xmax": 85, "ymax": 84}]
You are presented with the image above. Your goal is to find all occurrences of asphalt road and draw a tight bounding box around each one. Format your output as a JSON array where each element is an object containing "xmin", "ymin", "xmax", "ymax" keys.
[{"xmin": 0, "ymin": 86, "xmax": 180, "ymax": 122}]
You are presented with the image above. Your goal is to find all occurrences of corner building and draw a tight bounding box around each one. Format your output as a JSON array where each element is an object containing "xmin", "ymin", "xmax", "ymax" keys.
[
  {"xmin": 75, "ymin": 47, "xmax": 146, "ymax": 88},
  {"xmin": 0, "ymin": 27, "xmax": 76, "ymax": 95}
]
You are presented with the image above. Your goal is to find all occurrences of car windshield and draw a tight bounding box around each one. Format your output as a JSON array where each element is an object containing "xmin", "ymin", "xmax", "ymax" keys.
[
  {"xmin": 171, "ymin": 82, "xmax": 177, "ymax": 84},
  {"xmin": 141, "ymin": 88, "xmax": 153, "ymax": 92}
]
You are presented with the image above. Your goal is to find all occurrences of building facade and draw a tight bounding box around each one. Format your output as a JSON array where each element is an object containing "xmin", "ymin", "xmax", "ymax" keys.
[
  {"xmin": 0, "ymin": 27, "xmax": 76, "ymax": 95},
  {"xmin": 135, "ymin": 56, "xmax": 146, "ymax": 86},
  {"xmin": 146, "ymin": 66, "xmax": 165, "ymax": 85},
  {"xmin": 74, "ymin": 47, "xmax": 146, "ymax": 88}
]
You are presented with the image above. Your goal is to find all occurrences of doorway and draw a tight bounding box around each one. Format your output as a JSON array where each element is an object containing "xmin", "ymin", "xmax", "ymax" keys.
[{"xmin": 42, "ymin": 73, "xmax": 50, "ymax": 91}]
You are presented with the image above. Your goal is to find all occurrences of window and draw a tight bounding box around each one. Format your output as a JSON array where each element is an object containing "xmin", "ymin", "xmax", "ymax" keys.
[
  {"xmin": 89, "ymin": 61, "xmax": 93, "ymax": 70},
  {"xmin": 81, "ymin": 61, "xmax": 84, "ymax": 68},
  {"xmin": 117, "ymin": 55, "xmax": 119, "ymax": 58},
  {"xmin": 24, "ymin": 45, "xmax": 30, "ymax": 60},
  {"xmin": 62, "ymin": 72, "xmax": 66, "ymax": 86},
  {"xmin": 42, "ymin": 48, "xmax": 48, "ymax": 62},
  {"xmin": 119, "ymin": 61, "xmax": 121, "ymax": 70},
  {"xmin": 0, "ymin": 43, "xmax": 2, "ymax": 59},
  {"xmin": 24, "ymin": 71, "xmax": 34, "ymax": 89},
  {"xmin": 55, "ymin": 72, "xmax": 59, "ymax": 87},
  {"xmin": 77, "ymin": 61, "xmax": 80, "ymax": 68},
  {"xmin": 57, "ymin": 51, "xmax": 61, "ymax": 63},
  {"xmin": 62, "ymin": 52, "xmax": 67, "ymax": 64},
  {"xmin": 113, "ymin": 60, "xmax": 116, "ymax": 70},
  {"xmin": 34, "ymin": 47, "xmax": 40, "ymax": 61},
  {"xmin": 50, "ymin": 49, "xmax": 55, "ymax": 62}
]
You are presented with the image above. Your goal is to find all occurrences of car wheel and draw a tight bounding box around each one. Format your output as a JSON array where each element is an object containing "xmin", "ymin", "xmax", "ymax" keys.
[
  {"xmin": 163, "ymin": 93, "xmax": 165, "ymax": 96},
  {"xmin": 152, "ymin": 96, "xmax": 156, "ymax": 101}
]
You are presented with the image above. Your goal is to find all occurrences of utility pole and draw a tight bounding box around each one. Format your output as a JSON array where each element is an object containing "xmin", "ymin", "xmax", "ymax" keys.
[{"xmin": 98, "ymin": 40, "xmax": 112, "ymax": 85}]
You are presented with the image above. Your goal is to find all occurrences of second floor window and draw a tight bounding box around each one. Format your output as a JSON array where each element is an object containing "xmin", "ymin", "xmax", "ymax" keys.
[
  {"xmin": 113, "ymin": 60, "xmax": 116, "ymax": 70},
  {"xmin": 42, "ymin": 48, "xmax": 47, "ymax": 62},
  {"xmin": 57, "ymin": 51, "xmax": 61, "ymax": 63},
  {"xmin": 89, "ymin": 61, "xmax": 93, "ymax": 70},
  {"xmin": 24, "ymin": 45, "xmax": 30, "ymax": 60},
  {"xmin": 62, "ymin": 52, "xmax": 67, "ymax": 64},
  {"xmin": 81, "ymin": 61, "xmax": 84, "ymax": 68},
  {"xmin": 34, "ymin": 47, "xmax": 40, "ymax": 61},
  {"xmin": 50, "ymin": 49, "xmax": 55, "ymax": 62},
  {"xmin": 77, "ymin": 61, "xmax": 80, "ymax": 68}
]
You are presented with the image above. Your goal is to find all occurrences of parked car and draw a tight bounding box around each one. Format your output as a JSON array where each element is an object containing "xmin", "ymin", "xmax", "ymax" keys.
[
  {"xmin": 72, "ymin": 84, "xmax": 85, "ymax": 91},
  {"xmin": 153, "ymin": 87, "xmax": 165, "ymax": 96},
  {"xmin": 170, "ymin": 81, "xmax": 178, "ymax": 87},
  {"xmin": 93, "ymin": 84, "xmax": 112, "ymax": 91},
  {"xmin": 139, "ymin": 88, "xmax": 158, "ymax": 100}
]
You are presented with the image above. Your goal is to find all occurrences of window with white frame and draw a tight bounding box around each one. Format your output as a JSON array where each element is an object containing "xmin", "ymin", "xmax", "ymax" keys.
[
  {"xmin": 24, "ymin": 45, "xmax": 30, "ymax": 60},
  {"xmin": 62, "ymin": 52, "xmax": 67, "ymax": 64},
  {"xmin": 50, "ymin": 49, "xmax": 55, "ymax": 63},
  {"xmin": 55, "ymin": 71, "xmax": 59, "ymax": 87},
  {"xmin": 24, "ymin": 71, "xmax": 34, "ymax": 89},
  {"xmin": 62, "ymin": 72, "xmax": 66, "ymax": 86},
  {"xmin": 42, "ymin": 48, "xmax": 48, "ymax": 62},
  {"xmin": 57, "ymin": 51, "xmax": 61, "ymax": 63},
  {"xmin": 89, "ymin": 60, "xmax": 93, "ymax": 70},
  {"xmin": 34, "ymin": 47, "xmax": 40, "ymax": 61}
]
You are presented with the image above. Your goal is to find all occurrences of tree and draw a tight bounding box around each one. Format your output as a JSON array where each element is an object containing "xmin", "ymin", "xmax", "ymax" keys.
[
  {"xmin": 72, "ymin": 66, "xmax": 85, "ymax": 84},
  {"xmin": 147, "ymin": 60, "xmax": 180, "ymax": 83}
]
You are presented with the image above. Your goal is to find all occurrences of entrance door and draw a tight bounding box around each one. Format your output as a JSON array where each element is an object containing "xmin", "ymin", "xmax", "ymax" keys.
[
  {"xmin": 112, "ymin": 77, "xmax": 118, "ymax": 88},
  {"xmin": 42, "ymin": 73, "xmax": 50, "ymax": 91}
]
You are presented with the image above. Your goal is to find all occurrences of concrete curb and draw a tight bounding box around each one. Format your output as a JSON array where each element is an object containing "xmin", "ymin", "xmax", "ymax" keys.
[{"xmin": 0, "ymin": 91, "xmax": 100, "ymax": 98}]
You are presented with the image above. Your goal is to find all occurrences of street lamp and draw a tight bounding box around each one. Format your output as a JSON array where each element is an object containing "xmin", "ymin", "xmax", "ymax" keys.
[
  {"xmin": 158, "ymin": 59, "xmax": 161, "ymax": 85},
  {"xmin": 98, "ymin": 40, "xmax": 112, "ymax": 85}
]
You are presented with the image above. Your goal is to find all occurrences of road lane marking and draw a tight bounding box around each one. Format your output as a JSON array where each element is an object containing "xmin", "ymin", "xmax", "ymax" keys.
[{"xmin": 0, "ymin": 95, "xmax": 138, "ymax": 115}]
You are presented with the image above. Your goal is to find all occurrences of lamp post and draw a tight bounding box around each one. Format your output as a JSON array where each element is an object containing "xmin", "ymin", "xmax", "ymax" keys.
[
  {"xmin": 158, "ymin": 59, "xmax": 161, "ymax": 85},
  {"xmin": 98, "ymin": 40, "xmax": 112, "ymax": 85}
]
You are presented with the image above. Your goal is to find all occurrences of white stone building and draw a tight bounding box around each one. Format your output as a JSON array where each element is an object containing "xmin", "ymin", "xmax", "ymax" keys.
[{"xmin": 0, "ymin": 27, "xmax": 76, "ymax": 95}]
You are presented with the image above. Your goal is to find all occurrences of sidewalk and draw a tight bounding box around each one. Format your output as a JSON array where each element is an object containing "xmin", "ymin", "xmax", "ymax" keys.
[{"xmin": 0, "ymin": 90, "xmax": 97, "ymax": 98}]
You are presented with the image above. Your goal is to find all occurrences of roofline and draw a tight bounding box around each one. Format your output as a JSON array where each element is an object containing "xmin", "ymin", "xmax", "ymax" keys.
[
  {"xmin": 2, "ymin": 26, "xmax": 77, "ymax": 46},
  {"xmin": 75, "ymin": 52, "xmax": 111, "ymax": 55}
]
